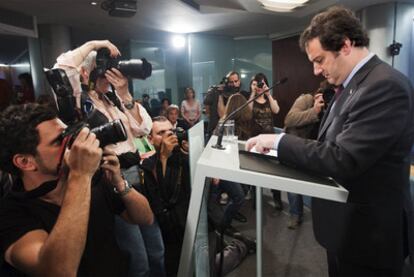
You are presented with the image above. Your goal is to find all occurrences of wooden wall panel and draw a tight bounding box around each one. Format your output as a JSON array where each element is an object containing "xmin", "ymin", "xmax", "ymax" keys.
[{"xmin": 272, "ymin": 35, "xmax": 323, "ymax": 127}]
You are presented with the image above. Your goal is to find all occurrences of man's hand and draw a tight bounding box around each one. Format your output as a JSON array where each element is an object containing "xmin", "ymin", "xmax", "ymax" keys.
[
  {"xmin": 105, "ymin": 68, "xmax": 129, "ymax": 96},
  {"xmin": 101, "ymin": 149, "xmax": 124, "ymax": 190},
  {"xmin": 160, "ymin": 133, "xmax": 178, "ymax": 160},
  {"xmin": 65, "ymin": 127, "xmax": 102, "ymax": 180},
  {"xmin": 181, "ymin": 140, "xmax": 189, "ymax": 154},
  {"xmin": 313, "ymin": 93, "xmax": 325, "ymax": 114},
  {"xmin": 246, "ymin": 134, "xmax": 278, "ymax": 153}
]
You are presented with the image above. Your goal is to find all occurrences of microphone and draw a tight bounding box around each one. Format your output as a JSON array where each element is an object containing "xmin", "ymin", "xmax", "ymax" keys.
[{"xmin": 212, "ymin": 77, "xmax": 288, "ymax": 150}]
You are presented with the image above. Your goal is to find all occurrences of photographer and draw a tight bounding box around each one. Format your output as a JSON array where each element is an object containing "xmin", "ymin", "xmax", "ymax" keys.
[
  {"xmin": 0, "ymin": 103, "xmax": 153, "ymax": 276},
  {"xmin": 54, "ymin": 41, "xmax": 164, "ymax": 277},
  {"xmin": 204, "ymin": 71, "xmax": 242, "ymax": 138},
  {"xmin": 165, "ymin": 104, "xmax": 190, "ymax": 131},
  {"xmin": 141, "ymin": 116, "xmax": 191, "ymax": 276},
  {"xmin": 283, "ymin": 81, "xmax": 334, "ymax": 229}
]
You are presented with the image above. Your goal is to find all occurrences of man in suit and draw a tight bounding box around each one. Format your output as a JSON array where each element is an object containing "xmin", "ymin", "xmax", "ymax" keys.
[{"xmin": 247, "ymin": 6, "xmax": 414, "ymax": 276}]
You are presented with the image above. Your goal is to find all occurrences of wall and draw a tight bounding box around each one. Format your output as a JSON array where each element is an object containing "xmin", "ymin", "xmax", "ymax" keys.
[
  {"xmin": 189, "ymin": 34, "xmax": 235, "ymax": 107},
  {"xmin": 234, "ymin": 37, "xmax": 273, "ymax": 91},
  {"xmin": 394, "ymin": 3, "xmax": 414, "ymax": 84},
  {"xmin": 360, "ymin": 2, "xmax": 414, "ymax": 83},
  {"xmin": 360, "ymin": 3, "xmax": 395, "ymax": 65}
]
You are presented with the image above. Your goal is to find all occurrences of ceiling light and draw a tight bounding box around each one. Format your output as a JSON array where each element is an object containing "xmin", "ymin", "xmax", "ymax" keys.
[
  {"xmin": 171, "ymin": 35, "xmax": 186, "ymax": 49},
  {"xmin": 263, "ymin": 5, "xmax": 296, "ymax": 12},
  {"xmin": 262, "ymin": 0, "xmax": 308, "ymax": 4},
  {"xmin": 91, "ymin": 1, "xmax": 98, "ymax": 5},
  {"xmin": 257, "ymin": 0, "xmax": 309, "ymax": 12}
]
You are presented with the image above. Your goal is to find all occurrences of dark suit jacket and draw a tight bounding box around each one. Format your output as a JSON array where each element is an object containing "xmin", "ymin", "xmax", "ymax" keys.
[{"xmin": 278, "ymin": 55, "xmax": 414, "ymax": 269}]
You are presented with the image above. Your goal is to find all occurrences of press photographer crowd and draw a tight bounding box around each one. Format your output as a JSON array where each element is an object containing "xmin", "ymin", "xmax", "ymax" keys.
[{"xmin": 0, "ymin": 5, "xmax": 414, "ymax": 277}]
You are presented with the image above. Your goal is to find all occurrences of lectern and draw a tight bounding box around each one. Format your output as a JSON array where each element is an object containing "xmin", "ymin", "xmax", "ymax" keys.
[{"xmin": 179, "ymin": 128, "xmax": 348, "ymax": 277}]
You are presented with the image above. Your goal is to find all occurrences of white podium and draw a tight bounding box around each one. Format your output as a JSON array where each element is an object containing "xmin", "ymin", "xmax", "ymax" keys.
[{"xmin": 178, "ymin": 134, "xmax": 349, "ymax": 277}]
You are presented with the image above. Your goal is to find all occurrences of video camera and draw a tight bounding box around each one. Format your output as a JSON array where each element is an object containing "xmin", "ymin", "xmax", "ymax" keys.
[{"xmin": 209, "ymin": 76, "xmax": 239, "ymax": 98}]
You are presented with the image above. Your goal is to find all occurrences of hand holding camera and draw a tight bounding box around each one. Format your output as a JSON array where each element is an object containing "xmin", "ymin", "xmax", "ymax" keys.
[
  {"xmin": 160, "ymin": 131, "xmax": 179, "ymax": 159},
  {"xmin": 64, "ymin": 127, "xmax": 102, "ymax": 181},
  {"xmin": 92, "ymin": 40, "xmax": 121, "ymax": 58},
  {"xmin": 104, "ymin": 68, "xmax": 129, "ymax": 96},
  {"xmin": 313, "ymin": 93, "xmax": 325, "ymax": 114}
]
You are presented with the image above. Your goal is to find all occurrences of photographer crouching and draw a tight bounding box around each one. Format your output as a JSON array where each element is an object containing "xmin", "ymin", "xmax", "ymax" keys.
[
  {"xmin": 141, "ymin": 116, "xmax": 191, "ymax": 277},
  {"xmin": 50, "ymin": 40, "xmax": 165, "ymax": 276},
  {"xmin": 0, "ymin": 103, "xmax": 153, "ymax": 276}
]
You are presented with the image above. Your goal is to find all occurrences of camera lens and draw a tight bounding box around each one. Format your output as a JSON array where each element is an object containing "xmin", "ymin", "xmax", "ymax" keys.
[
  {"xmin": 91, "ymin": 119, "xmax": 127, "ymax": 148},
  {"xmin": 117, "ymin": 58, "xmax": 152, "ymax": 79}
]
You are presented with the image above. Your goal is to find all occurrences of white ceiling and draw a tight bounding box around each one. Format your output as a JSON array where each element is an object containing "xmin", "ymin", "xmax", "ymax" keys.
[{"xmin": 0, "ymin": 0, "xmax": 409, "ymax": 46}]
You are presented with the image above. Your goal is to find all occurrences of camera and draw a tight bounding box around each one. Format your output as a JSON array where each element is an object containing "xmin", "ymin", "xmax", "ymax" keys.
[
  {"xmin": 209, "ymin": 76, "xmax": 240, "ymax": 98},
  {"xmin": 174, "ymin": 127, "xmax": 188, "ymax": 147},
  {"xmin": 45, "ymin": 68, "xmax": 78, "ymax": 124},
  {"xmin": 257, "ymin": 80, "xmax": 265, "ymax": 89},
  {"xmin": 95, "ymin": 48, "xmax": 152, "ymax": 79},
  {"xmin": 60, "ymin": 120, "xmax": 127, "ymax": 149},
  {"xmin": 320, "ymin": 87, "xmax": 335, "ymax": 107}
]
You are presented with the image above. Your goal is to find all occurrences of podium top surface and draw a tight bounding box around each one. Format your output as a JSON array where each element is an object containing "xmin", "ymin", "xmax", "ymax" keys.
[{"xmin": 197, "ymin": 136, "xmax": 348, "ymax": 203}]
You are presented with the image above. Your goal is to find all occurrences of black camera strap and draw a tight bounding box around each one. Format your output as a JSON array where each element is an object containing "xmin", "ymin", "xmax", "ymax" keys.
[
  {"xmin": 105, "ymin": 88, "xmax": 125, "ymax": 112},
  {"xmin": 10, "ymin": 179, "xmax": 58, "ymax": 200}
]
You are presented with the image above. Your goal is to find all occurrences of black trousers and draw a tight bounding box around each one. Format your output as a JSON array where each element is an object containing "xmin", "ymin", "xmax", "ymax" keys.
[{"xmin": 327, "ymin": 251, "xmax": 403, "ymax": 277}]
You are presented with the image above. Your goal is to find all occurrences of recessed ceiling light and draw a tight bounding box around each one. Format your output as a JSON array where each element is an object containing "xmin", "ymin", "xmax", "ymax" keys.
[
  {"xmin": 257, "ymin": 0, "xmax": 309, "ymax": 12},
  {"xmin": 91, "ymin": 1, "xmax": 98, "ymax": 6}
]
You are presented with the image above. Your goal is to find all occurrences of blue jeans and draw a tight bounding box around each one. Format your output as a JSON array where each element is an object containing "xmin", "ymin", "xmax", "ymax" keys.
[
  {"xmin": 216, "ymin": 180, "xmax": 245, "ymax": 227},
  {"xmin": 287, "ymin": 192, "xmax": 303, "ymax": 218},
  {"xmin": 116, "ymin": 166, "xmax": 166, "ymax": 277}
]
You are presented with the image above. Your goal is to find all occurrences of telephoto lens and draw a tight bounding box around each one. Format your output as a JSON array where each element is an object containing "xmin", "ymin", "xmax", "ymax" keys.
[{"xmin": 91, "ymin": 119, "xmax": 128, "ymax": 148}]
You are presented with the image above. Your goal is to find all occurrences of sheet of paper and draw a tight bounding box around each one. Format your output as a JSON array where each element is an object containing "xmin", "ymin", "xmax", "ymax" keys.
[{"xmin": 250, "ymin": 146, "xmax": 278, "ymax": 157}]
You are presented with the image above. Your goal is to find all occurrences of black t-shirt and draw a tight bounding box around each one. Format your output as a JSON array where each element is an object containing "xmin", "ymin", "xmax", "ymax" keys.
[{"xmin": 0, "ymin": 174, "xmax": 128, "ymax": 276}]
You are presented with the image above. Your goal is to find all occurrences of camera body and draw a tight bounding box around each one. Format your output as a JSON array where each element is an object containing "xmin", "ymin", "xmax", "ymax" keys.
[
  {"xmin": 320, "ymin": 87, "xmax": 335, "ymax": 107},
  {"xmin": 257, "ymin": 80, "xmax": 265, "ymax": 89},
  {"xmin": 174, "ymin": 127, "xmax": 188, "ymax": 147},
  {"xmin": 95, "ymin": 48, "xmax": 152, "ymax": 79}
]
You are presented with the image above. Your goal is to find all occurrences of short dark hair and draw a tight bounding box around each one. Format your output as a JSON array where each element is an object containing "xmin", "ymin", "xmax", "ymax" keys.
[
  {"xmin": 0, "ymin": 104, "xmax": 57, "ymax": 175},
  {"xmin": 299, "ymin": 6, "xmax": 369, "ymax": 52},
  {"xmin": 150, "ymin": 116, "xmax": 169, "ymax": 136},
  {"xmin": 161, "ymin": 97, "xmax": 171, "ymax": 105}
]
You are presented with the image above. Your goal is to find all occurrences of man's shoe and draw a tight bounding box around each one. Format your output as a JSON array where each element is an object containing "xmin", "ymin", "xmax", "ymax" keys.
[
  {"xmin": 233, "ymin": 212, "xmax": 247, "ymax": 223},
  {"xmin": 287, "ymin": 215, "xmax": 303, "ymax": 230}
]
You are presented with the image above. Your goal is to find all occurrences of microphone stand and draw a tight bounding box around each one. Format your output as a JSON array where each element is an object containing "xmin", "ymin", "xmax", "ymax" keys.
[{"xmin": 212, "ymin": 78, "xmax": 287, "ymax": 150}]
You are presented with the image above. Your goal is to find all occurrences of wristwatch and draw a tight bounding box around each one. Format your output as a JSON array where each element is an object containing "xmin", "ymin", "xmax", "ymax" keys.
[
  {"xmin": 124, "ymin": 100, "xmax": 135, "ymax": 110},
  {"xmin": 113, "ymin": 179, "xmax": 132, "ymax": 197}
]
